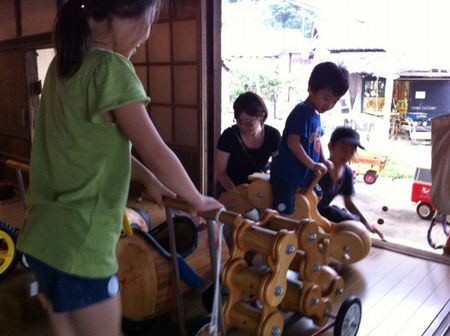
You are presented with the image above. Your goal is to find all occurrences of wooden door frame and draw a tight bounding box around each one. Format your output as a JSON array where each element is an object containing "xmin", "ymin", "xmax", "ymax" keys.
[
  {"xmin": 0, "ymin": 49, "xmax": 39, "ymax": 162},
  {"xmin": 202, "ymin": 0, "xmax": 222, "ymax": 196},
  {"xmin": 0, "ymin": 1, "xmax": 224, "ymax": 196}
]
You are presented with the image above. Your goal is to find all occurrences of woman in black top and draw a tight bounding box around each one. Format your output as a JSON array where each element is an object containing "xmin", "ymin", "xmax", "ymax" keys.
[{"xmin": 216, "ymin": 92, "xmax": 281, "ymax": 191}]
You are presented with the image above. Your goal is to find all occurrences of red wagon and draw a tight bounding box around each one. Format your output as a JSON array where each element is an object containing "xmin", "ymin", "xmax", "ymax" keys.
[{"xmin": 411, "ymin": 167, "xmax": 435, "ymax": 219}]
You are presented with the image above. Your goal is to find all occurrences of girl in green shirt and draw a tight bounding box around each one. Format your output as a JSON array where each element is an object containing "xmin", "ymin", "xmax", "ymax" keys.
[{"xmin": 17, "ymin": 1, "xmax": 222, "ymax": 335}]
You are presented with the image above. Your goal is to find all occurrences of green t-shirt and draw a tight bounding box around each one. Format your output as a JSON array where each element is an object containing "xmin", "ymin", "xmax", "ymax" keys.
[{"xmin": 17, "ymin": 48, "xmax": 150, "ymax": 277}]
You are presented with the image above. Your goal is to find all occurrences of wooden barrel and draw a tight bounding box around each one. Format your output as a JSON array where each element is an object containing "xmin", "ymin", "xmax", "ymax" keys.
[{"xmin": 117, "ymin": 220, "xmax": 229, "ymax": 321}]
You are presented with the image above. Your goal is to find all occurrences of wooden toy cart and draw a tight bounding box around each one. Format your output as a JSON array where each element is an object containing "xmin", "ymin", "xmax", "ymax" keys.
[
  {"xmin": 160, "ymin": 197, "xmax": 363, "ymax": 336},
  {"xmin": 219, "ymin": 172, "xmax": 372, "ymax": 265},
  {"xmin": 349, "ymin": 154, "xmax": 387, "ymax": 185}
]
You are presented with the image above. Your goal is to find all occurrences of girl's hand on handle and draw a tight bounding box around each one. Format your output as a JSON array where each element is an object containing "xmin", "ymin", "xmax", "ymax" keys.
[
  {"xmin": 144, "ymin": 176, "xmax": 176, "ymax": 208},
  {"xmin": 131, "ymin": 156, "xmax": 176, "ymax": 208},
  {"xmin": 189, "ymin": 195, "xmax": 224, "ymax": 222}
]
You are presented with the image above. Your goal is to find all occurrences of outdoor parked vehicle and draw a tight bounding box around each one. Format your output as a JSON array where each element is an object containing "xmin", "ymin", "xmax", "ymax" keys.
[
  {"xmin": 406, "ymin": 112, "xmax": 432, "ymax": 128},
  {"xmin": 350, "ymin": 154, "xmax": 387, "ymax": 185},
  {"xmin": 411, "ymin": 167, "xmax": 435, "ymax": 219},
  {"xmin": 402, "ymin": 116, "xmax": 431, "ymax": 145}
]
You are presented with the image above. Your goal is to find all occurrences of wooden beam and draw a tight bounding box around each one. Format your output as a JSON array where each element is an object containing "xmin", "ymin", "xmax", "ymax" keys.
[
  {"xmin": 14, "ymin": 0, "xmax": 21, "ymax": 37},
  {"xmin": 0, "ymin": 33, "xmax": 52, "ymax": 52}
]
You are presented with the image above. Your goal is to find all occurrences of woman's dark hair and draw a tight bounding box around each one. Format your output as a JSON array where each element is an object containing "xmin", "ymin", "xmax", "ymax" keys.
[
  {"xmin": 54, "ymin": 0, "xmax": 162, "ymax": 78},
  {"xmin": 233, "ymin": 91, "xmax": 268, "ymax": 122},
  {"xmin": 308, "ymin": 61, "xmax": 349, "ymax": 97}
]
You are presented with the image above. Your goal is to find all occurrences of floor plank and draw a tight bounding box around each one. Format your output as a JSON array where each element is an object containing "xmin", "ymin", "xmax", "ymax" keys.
[
  {"xmin": 362, "ymin": 259, "xmax": 442, "ymax": 335},
  {"xmin": 283, "ymin": 249, "xmax": 450, "ymax": 336},
  {"xmin": 394, "ymin": 265, "xmax": 450, "ymax": 336},
  {"xmin": 422, "ymin": 298, "xmax": 450, "ymax": 336}
]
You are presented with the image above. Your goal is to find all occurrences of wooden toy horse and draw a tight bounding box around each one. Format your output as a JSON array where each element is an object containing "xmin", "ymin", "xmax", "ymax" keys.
[{"xmin": 219, "ymin": 172, "xmax": 371, "ymax": 264}]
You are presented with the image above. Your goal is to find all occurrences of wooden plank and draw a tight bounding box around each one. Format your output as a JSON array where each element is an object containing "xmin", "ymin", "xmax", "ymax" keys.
[
  {"xmin": 21, "ymin": 0, "xmax": 56, "ymax": 36},
  {"xmin": 347, "ymin": 254, "xmax": 431, "ymax": 335},
  {"xmin": 285, "ymin": 248, "xmax": 408, "ymax": 335},
  {"xmin": 285, "ymin": 248, "xmax": 448, "ymax": 336},
  {"xmin": 393, "ymin": 265, "xmax": 450, "ymax": 335},
  {"xmin": 366, "ymin": 262, "xmax": 449, "ymax": 335},
  {"xmin": 0, "ymin": 199, "xmax": 24, "ymax": 228},
  {"xmin": 331, "ymin": 247, "xmax": 409, "ymax": 311},
  {"xmin": 359, "ymin": 258, "xmax": 440, "ymax": 335},
  {"xmin": 372, "ymin": 238, "xmax": 450, "ymax": 266},
  {"xmin": 422, "ymin": 298, "xmax": 450, "ymax": 336},
  {"xmin": 0, "ymin": 0, "xmax": 16, "ymax": 41}
]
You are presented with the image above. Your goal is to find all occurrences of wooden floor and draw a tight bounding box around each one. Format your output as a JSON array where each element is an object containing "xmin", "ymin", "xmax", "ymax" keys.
[
  {"xmin": 1, "ymin": 200, "xmax": 449, "ymax": 336},
  {"xmin": 308, "ymin": 247, "xmax": 450, "ymax": 336}
]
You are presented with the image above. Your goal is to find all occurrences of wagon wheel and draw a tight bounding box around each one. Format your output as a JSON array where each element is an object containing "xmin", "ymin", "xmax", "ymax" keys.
[
  {"xmin": 334, "ymin": 296, "xmax": 362, "ymax": 336},
  {"xmin": 416, "ymin": 202, "xmax": 434, "ymax": 220},
  {"xmin": 363, "ymin": 170, "xmax": 377, "ymax": 185},
  {"xmin": 0, "ymin": 221, "xmax": 19, "ymax": 280}
]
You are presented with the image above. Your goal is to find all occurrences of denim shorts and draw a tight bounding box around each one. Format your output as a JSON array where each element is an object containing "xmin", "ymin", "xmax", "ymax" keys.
[{"xmin": 25, "ymin": 255, "xmax": 120, "ymax": 313}]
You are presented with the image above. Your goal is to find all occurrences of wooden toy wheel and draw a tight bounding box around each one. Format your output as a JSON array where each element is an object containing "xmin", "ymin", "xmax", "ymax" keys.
[
  {"xmin": 0, "ymin": 221, "xmax": 19, "ymax": 279},
  {"xmin": 334, "ymin": 296, "xmax": 362, "ymax": 336},
  {"xmin": 332, "ymin": 221, "xmax": 371, "ymax": 263}
]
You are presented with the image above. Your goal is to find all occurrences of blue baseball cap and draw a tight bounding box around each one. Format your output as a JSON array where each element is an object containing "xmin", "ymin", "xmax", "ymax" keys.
[{"xmin": 330, "ymin": 126, "xmax": 365, "ymax": 149}]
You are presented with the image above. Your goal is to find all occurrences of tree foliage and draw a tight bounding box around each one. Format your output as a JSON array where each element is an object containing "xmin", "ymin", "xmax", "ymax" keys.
[
  {"xmin": 268, "ymin": 1, "xmax": 316, "ymax": 37},
  {"xmin": 228, "ymin": 67, "xmax": 288, "ymax": 116}
]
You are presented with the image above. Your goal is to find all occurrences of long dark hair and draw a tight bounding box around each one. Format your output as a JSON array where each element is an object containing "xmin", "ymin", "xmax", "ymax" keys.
[{"xmin": 54, "ymin": 0, "xmax": 162, "ymax": 78}]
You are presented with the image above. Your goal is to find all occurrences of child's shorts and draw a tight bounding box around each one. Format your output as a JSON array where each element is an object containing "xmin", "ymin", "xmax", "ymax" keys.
[
  {"xmin": 25, "ymin": 255, "xmax": 120, "ymax": 313},
  {"xmin": 270, "ymin": 176, "xmax": 298, "ymax": 215}
]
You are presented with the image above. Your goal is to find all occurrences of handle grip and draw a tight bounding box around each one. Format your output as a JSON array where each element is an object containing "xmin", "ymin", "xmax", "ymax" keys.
[{"xmin": 162, "ymin": 196, "xmax": 238, "ymax": 224}]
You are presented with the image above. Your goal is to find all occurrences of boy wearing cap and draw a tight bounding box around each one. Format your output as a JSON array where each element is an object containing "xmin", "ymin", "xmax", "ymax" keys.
[
  {"xmin": 270, "ymin": 61, "xmax": 349, "ymax": 215},
  {"xmin": 318, "ymin": 126, "xmax": 384, "ymax": 239}
]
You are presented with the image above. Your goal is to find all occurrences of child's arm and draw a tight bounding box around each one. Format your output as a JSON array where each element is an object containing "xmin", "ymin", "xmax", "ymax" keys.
[
  {"xmin": 343, "ymin": 195, "xmax": 385, "ymax": 240},
  {"xmin": 287, "ymin": 134, "xmax": 327, "ymax": 173},
  {"xmin": 319, "ymin": 138, "xmax": 334, "ymax": 170},
  {"xmin": 114, "ymin": 102, "xmax": 222, "ymax": 213},
  {"xmin": 215, "ymin": 149, "xmax": 236, "ymax": 191},
  {"xmin": 131, "ymin": 156, "xmax": 176, "ymax": 207}
]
